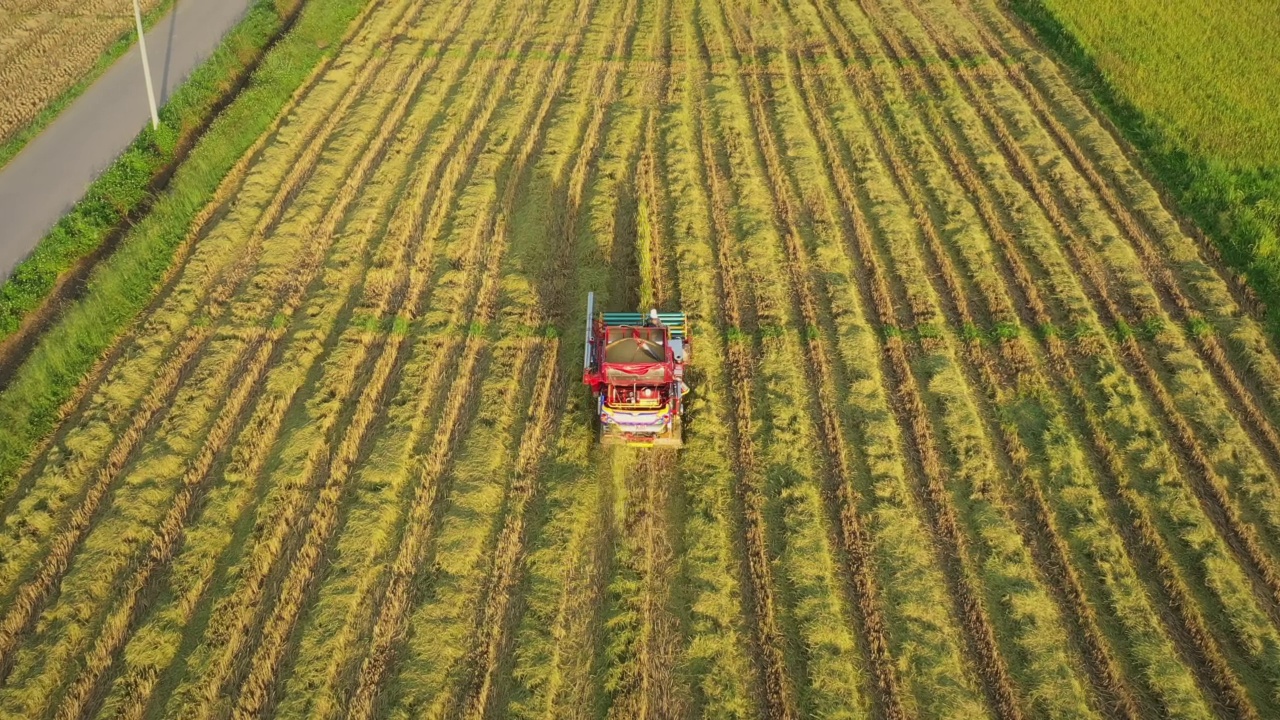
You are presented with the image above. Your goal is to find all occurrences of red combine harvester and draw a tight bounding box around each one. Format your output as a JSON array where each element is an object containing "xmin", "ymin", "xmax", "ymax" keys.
[{"xmin": 582, "ymin": 292, "xmax": 689, "ymax": 447}]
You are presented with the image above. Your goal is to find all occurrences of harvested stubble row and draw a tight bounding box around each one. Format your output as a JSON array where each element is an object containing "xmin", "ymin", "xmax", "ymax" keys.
[{"xmin": 1, "ymin": 0, "xmax": 1280, "ymax": 717}]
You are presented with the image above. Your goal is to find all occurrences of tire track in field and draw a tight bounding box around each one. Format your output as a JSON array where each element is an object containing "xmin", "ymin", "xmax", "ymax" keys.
[
  {"xmin": 0, "ymin": 0, "xmax": 441, "ymax": 667},
  {"xmin": 30, "ymin": 3, "xmax": 509, "ymax": 717},
  {"xmin": 690, "ymin": 4, "xmax": 801, "ymax": 715},
  {"xmin": 336, "ymin": 0, "xmax": 616, "ymax": 712},
  {"xmin": 883, "ymin": 0, "xmax": 1280, "ymax": 631},
  {"xmin": 454, "ymin": 2, "xmax": 650, "ymax": 716}
]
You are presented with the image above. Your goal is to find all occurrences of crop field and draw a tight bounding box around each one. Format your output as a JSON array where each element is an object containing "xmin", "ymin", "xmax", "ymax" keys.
[
  {"xmin": 0, "ymin": 0, "xmax": 165, "ymax": 145},
  {"xmin": 3, "ymin": 0, "xmax": 1280, "ymax": 717}
]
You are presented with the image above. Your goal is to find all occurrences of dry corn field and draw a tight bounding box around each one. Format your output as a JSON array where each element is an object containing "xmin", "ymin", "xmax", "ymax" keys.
[
  {"xmin": 0, "ymin": 0, "xmax": 165, "ymax": 144},
  {"xmin": 4, "ymin": 0, "xmax": 1280, "ymax": 717}
]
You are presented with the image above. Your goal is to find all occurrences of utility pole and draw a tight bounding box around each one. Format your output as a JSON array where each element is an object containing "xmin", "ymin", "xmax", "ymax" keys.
[{"xmin": 132, "ymin": 0, "xmax": 160, "ymax": 130}]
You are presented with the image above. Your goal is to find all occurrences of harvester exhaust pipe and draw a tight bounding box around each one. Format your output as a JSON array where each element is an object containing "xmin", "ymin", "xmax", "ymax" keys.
[{"xmin": 583, "ymin": 291, "xmax": 595, "ymax": 374}]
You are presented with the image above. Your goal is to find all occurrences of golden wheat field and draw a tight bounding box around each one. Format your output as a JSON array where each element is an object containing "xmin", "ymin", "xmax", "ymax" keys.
[
  {"xmin": 2, "ymin": 0, "xmax": 1280, "ymax": 717},
  {"xmin": 0, "ymin": 0, "xmax": 166, "ymax": 144}
]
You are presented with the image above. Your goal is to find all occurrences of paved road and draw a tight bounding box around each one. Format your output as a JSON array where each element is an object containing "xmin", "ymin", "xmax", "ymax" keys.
[{"xmin": 0, "ymin": 0, "xmax": 257, "ymax": 282}]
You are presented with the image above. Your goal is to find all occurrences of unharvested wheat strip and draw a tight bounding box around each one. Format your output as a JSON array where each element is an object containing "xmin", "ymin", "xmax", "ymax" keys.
[
  {"xmin": 156, "ymin": 4, "xmax": 545, "ymax": 712},
  {"xmin": 950, "ymin": 0, "xmax": 1280, "ymax": 420},
  {"xmin": 337, "ymin": 3, "xmax": 619, "ymax": 715},
  {"xmin": 0, "ymin": 0, "xmax": 460, "ymax": 676},
  {"xmin": 894, "ymin": 0, "xmax": 1280, "ymax": 586}
]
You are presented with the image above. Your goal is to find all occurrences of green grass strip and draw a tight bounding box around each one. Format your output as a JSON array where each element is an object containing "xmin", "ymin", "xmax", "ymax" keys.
[
  {"xmin": 1009, "ymin": 0, "xmax": 1280, "ymax": 338},
  {"xmin": 0, "ymin": 0, "xmax": 369, "ymax": 487}
]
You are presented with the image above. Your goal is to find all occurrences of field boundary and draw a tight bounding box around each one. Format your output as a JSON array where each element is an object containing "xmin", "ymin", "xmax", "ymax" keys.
[{"xmin": 1006, "ymin": 0, "xmax": 1280, "ymax": 336}]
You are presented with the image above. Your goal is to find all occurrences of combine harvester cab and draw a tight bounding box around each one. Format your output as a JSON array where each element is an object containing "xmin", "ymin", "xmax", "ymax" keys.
[{"xmin": 582, "ymin": 292, "xmax": 689, "ymax": 448}]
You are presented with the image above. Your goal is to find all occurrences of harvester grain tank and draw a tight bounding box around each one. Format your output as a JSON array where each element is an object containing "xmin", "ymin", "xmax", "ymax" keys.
[{"xmin": 582, "ymin": 292, "xmax": 689, "ymax": 447}]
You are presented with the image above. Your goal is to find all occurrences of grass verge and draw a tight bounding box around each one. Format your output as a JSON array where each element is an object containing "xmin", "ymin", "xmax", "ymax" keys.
[{"xmin": 0, "ymin": 0, "xmax": 368, "ymax": 486}]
